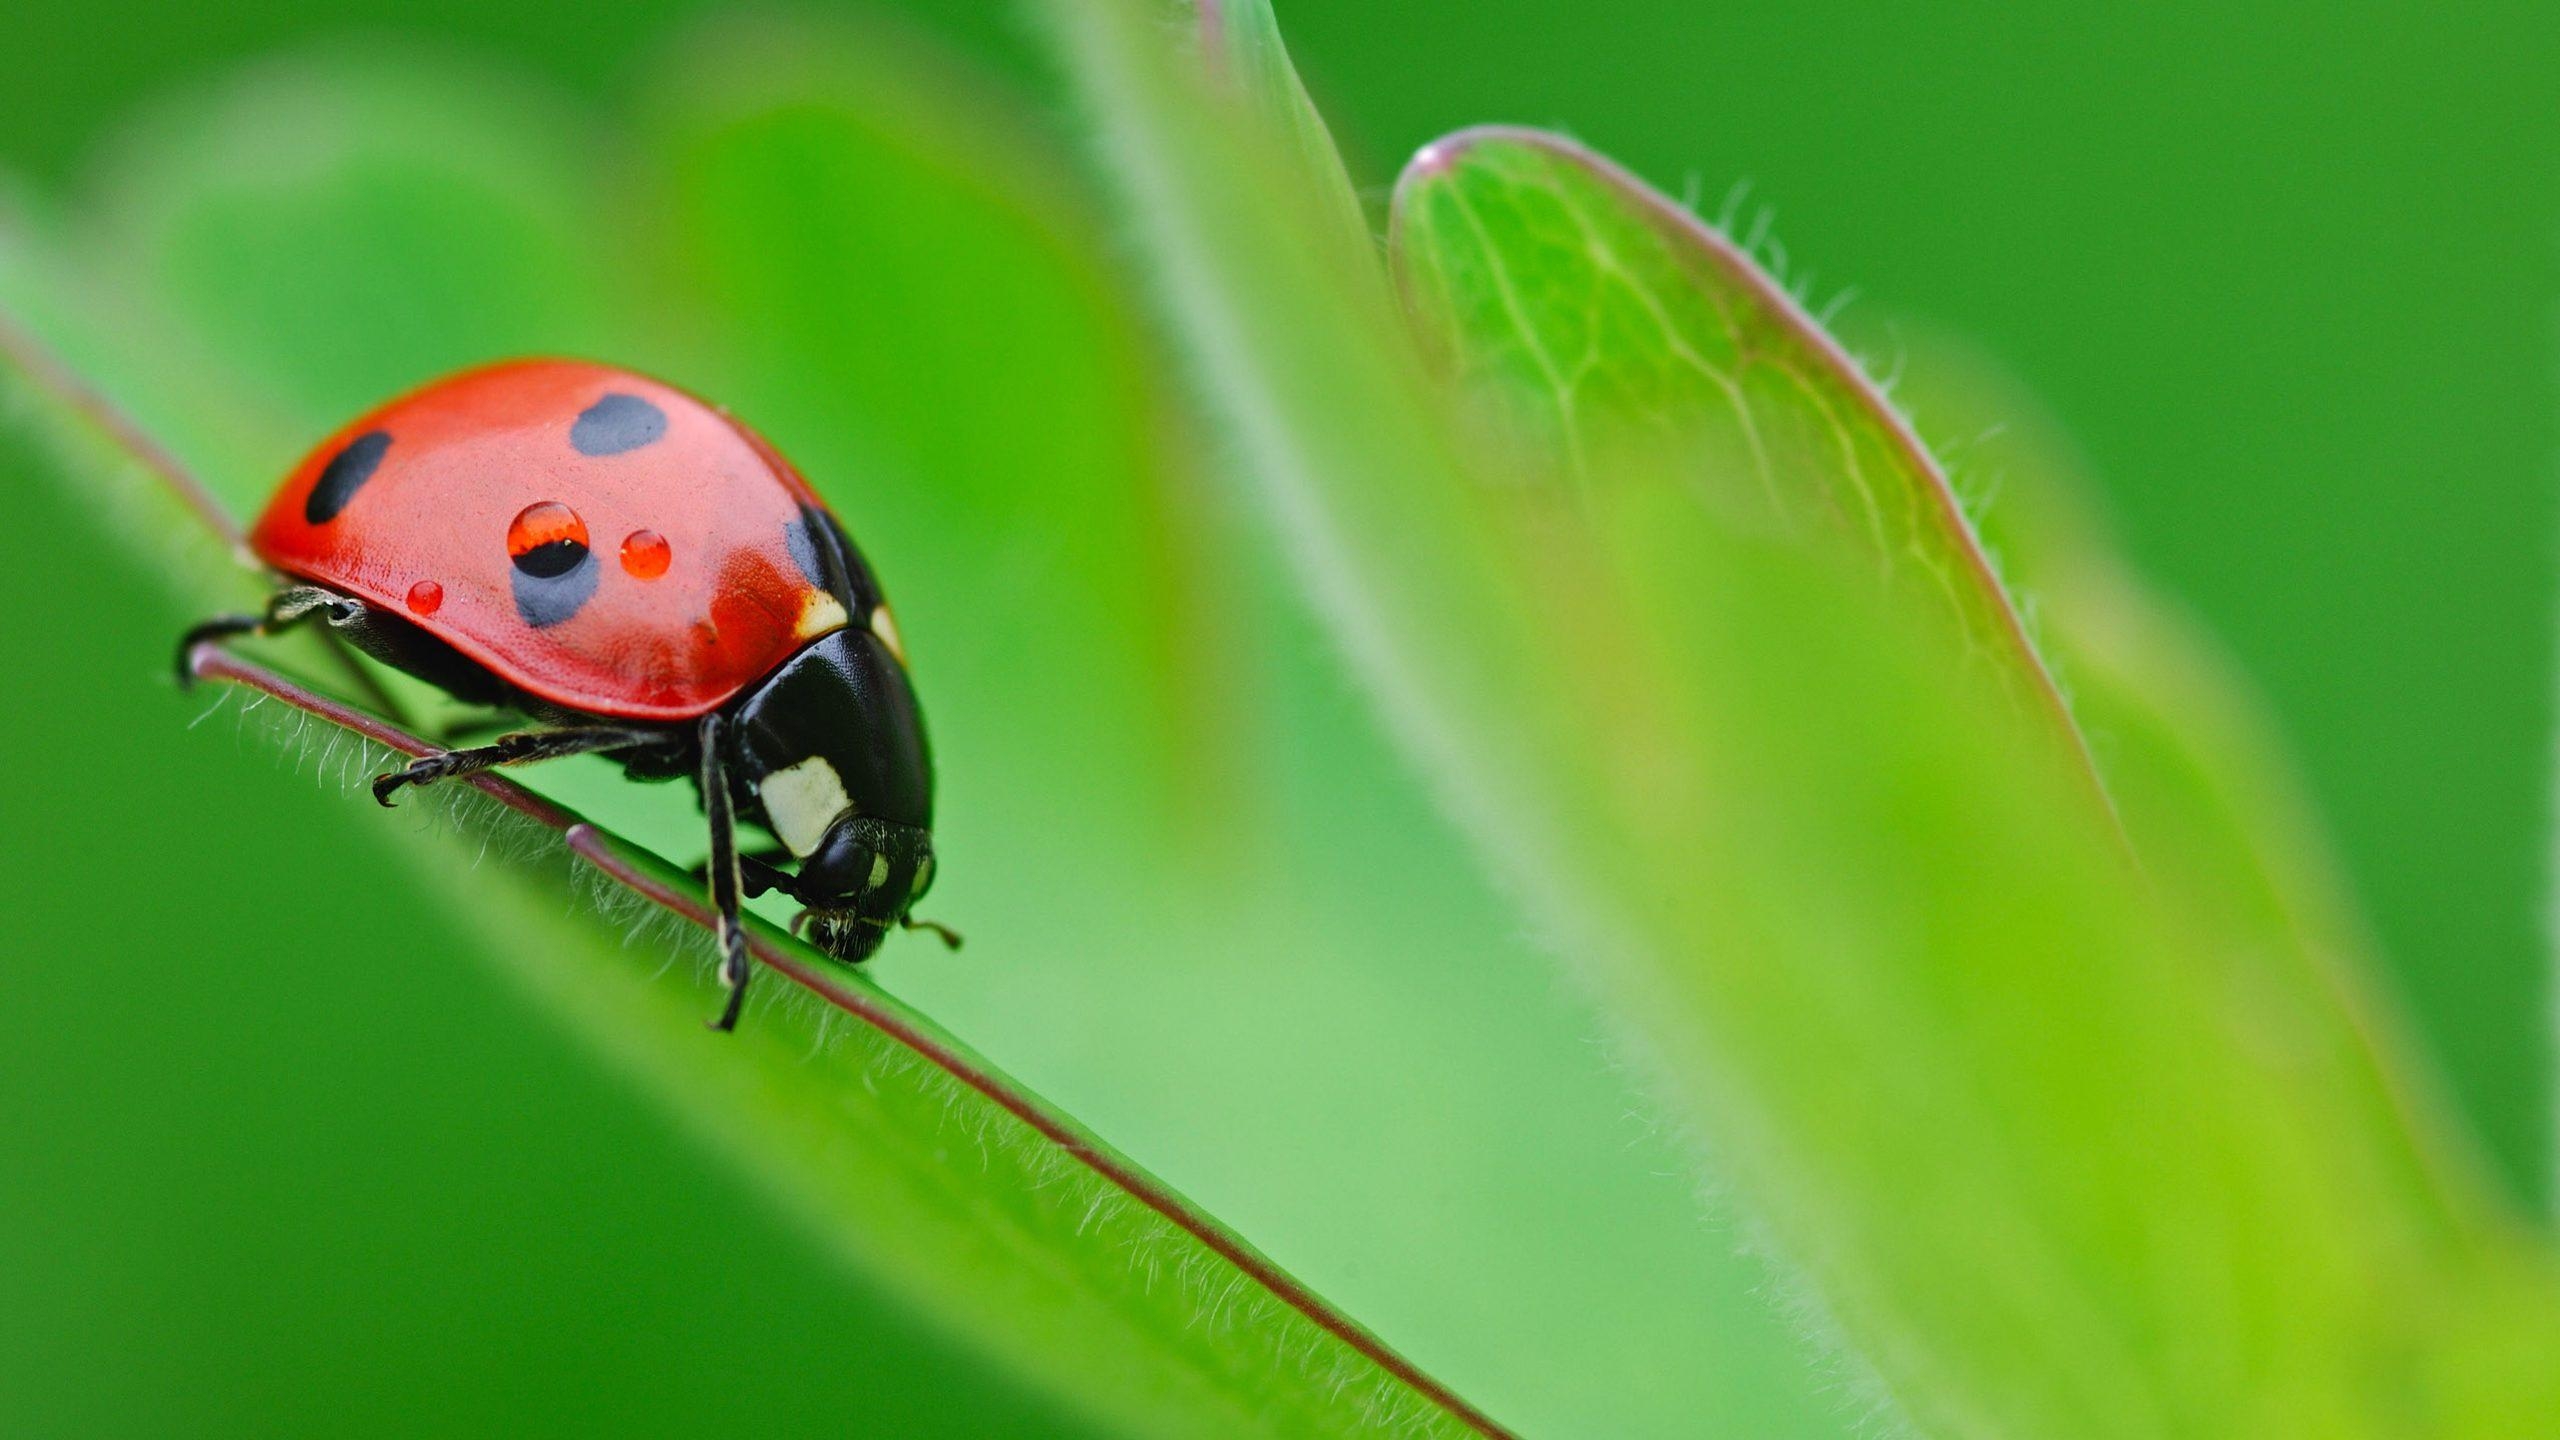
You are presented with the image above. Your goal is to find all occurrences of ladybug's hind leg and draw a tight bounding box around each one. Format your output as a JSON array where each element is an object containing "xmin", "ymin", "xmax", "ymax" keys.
[
  {"xmin": 179, "ymin": 586, "xmax": 413, "ymax": 725},
  {"xmin": 370, "ymin": 725, "xmax": 674, "ymax": 807},
  {"xmin": 175, "ymin": 586, "xmax": 360, "ymax": 688}
]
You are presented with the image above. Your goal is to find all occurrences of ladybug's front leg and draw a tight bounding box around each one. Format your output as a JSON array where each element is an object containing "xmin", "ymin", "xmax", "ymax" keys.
[
  {"xmin": 685, "ymin": 847, "xmax": 801, "ymax": 901},
  {"xmin": 728, "ymin": 850, "xmax": 801, "ymax": 900}
]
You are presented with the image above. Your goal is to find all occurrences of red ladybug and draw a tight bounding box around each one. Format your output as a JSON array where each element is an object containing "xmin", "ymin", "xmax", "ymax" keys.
[{"xmin": 181, "ymin": 359, "xmax": 953, "ymax": 1030}]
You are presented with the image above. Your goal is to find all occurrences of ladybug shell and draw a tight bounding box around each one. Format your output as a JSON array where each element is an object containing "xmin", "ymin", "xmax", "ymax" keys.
[{"xmin": 251, "ymin": 360, "xmax": 874, "ymax": 723}]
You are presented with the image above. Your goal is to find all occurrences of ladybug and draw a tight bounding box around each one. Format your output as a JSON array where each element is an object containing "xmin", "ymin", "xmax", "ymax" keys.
[{"xmin": 180, "ymin": 359, "xmax": 954, "ymax": 1030}]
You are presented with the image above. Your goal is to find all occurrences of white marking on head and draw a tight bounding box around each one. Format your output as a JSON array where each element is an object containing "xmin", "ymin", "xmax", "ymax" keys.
[
  {"xmin": 870, "ymin": 605, "xmax": 907, "ymax": 664},
  {"xmin": 866, "ymin": 853, "xmax": 890, "ymax": 891},
  {"xmin": 758, "ymin": 755, "xmax": 850, "ymax": 857},
  {"xmin": 796, "ymin": 590, "xmax": 850, "ymax": 641}
]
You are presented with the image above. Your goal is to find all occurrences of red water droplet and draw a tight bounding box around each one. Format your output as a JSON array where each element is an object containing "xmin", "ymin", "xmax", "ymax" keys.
[
  {"xmin": 507, "ymin": 501, "xmax": 588, "ymax": 559},
  {"xmin": 406, "ymin": 579, "xmax": 443, "ymax": 616},
  {"xmin": 621, "ymin": 528, "xmax": 671, "ymax": 579}
]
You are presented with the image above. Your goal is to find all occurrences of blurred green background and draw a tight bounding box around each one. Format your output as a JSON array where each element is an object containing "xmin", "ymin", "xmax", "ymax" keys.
[{"xmin": 3, "ymin": 1, "xmax": 2549, "ymax": 1435}]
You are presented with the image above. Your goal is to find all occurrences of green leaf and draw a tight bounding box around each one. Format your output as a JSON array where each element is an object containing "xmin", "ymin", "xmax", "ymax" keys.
[
  {"xmin": 197, "ymin": 649, "xmax": 1499, "ymax": 1440},
  {"xmin": 1199, "ymin": 0, "xmax": 1368, "ymax": 243},
  {"xmin": 1390, "ymin": 123, "xmax": 2510, "ymax": 1260},
  {"xmin": 1389, "ymin": 128, "xmax": 2102, "ymax": 799},
  {"xmin": 1892, "ymin": 336, "xmax": 2499, "ymax": 1197},
  {"xmin": 1037, "ymin": 3, "xmax": 2560, "ymax": 1434},
  {"xmin": 1554, "ymin": 482, "xmax": 2560, "ymax": 1439},
  {"xmin": 1, "ymin": 50, "xmax": 1508, "ymax": 1440}
]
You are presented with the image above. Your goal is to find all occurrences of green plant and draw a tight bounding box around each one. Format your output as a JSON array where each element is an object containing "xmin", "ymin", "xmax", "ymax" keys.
[{"xmin": 6, "ymin": 2, "xmax": 2553, "ymax": 1436}]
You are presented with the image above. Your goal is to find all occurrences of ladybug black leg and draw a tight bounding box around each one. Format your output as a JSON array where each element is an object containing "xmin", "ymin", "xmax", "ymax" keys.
[
  {"xmin": 174, "ymin": 613, "xmax": 263, "ymax": 687},
  {"xmin": 698, "ymin": 711, "xmax": 752, "ymax": 1032},
  {"xmin": 689, "ymin": 846, "xmax": 798, "ymax": 898},
  {"xmin": 370, "ymin": 725, "xmax": 670, "ymax": 807},
  {"xmin": 175, "ymin": 586, "xmax": 359, "ymax": 688},
  {"xmin": 180, "ymin": 587, "xmax": 412, "ymax": 726},
  {"xmin": 737, "ymin": 853, "xmax": 806, "ymax": 902}
]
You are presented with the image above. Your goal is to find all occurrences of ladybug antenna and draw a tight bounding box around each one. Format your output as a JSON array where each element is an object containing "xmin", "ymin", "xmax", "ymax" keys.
[{"xmin": 901, "ymin": 916, "xmax": 964, "ymax": 951}]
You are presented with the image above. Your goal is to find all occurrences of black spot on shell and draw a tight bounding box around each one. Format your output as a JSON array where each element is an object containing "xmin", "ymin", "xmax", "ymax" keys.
[
  {"xmin": 511, "ymin": 537, "xmax": 589, "ymax": 580},
  {"xmin": 304, "ymin": 430, "xmax": 391, "ymax": 524},
  {"xmin": 511, "ymin": 548, "xmax": 599, "ymax": 628},
  {"xmin": 785, "ymin": 504, "xmax": 882, "ymax": 611},
  {"xmin": 570, "ymin": 393, "xmax": 667, "ymax": 457},
  {"xmin": 784, "ymin": 510, "xmax": 839, "ymax": 594}
]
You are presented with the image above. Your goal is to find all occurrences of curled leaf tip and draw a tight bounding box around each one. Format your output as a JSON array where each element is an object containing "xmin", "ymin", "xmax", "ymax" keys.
[{"xmin": 1390, "ymin": 124, "xmax": 2119, "ymax": 824}]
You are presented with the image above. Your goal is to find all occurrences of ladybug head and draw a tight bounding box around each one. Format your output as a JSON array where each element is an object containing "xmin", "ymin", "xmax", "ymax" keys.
[
  {"xmin": 727, "ymin": 624, "xmax": 938, "ymax": 963},
  {"xmin": 791, "ymin": 814, "xmax": 937, "ymax": 963}
]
